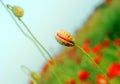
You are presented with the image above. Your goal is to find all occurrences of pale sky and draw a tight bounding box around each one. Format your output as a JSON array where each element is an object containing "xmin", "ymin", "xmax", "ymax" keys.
[{"xmin": 0, "ymin": 0, "xmax": 103, "ymax": 84}]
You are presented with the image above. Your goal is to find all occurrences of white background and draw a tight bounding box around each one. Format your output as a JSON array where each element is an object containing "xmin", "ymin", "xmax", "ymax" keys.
[{"xmin": 0, "ymin": 0, "xmax": 103, "ymax": 84}]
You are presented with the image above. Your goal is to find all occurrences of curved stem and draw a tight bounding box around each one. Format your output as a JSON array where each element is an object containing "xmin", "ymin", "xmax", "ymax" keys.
[
  {"xmin": 17, "ymin": 18, "xmax": 63, "ymax": 84},
  {"xmin": 18, "ymin": 18, "xmax": 53, "ymax": 60},
  {"xmin": 0, "ymin": 0, "xmax": 48, "ymax": 61},
  {"xmin": 0, "ymin": 1, "xmax": 63, "ymax": 83},
  {"xmin": 50, "ymin": 67, "xmax": 63, "ymax": 84},
  {"xmin": 75, "ymin": 43, "xmax": 110, "ymax": 83},
  {"xmin": 7, "ymin": 4, "xmax": 12, "ymax": 10}
]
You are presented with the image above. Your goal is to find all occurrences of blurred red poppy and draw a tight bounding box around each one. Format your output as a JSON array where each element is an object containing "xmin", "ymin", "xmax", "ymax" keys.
[
  {"xmin": 114, "ymin": 39, "xmax": 120, "ymax": 46},
  {"xmin": 78, "ymin": 70, "xmax": 90, "ymax": 82},
  {"xmin": 102, "ymin": 39, "xmax": 110, "ymax": 48},
  {"xmin": 91, "ymin": 44, "xmax": 102, "ymax": 53},
  {"xmin": 96, "ymin": 74, "xmax": 108, "ymax": 84},
  {"xmin": 107, "ymin": 62, "xmax": 120, "ymax": 79},
  {"xmin": 106, "ymin": 0, "xmax": 112, "ymax": 4},
  {"xmin": 94, "ymin": 54, "xmax": 103, "ymax": 65}
]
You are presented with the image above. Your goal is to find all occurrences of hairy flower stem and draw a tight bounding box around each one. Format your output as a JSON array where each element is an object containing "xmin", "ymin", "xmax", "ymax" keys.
[
  {"xmin": 17, "ymin": 18, "xmax": 66, "ymax": 84},
  {"xmin": 18, "ymin": 18, "xmax": 53, "ymax": 60},
  {"xmin": 0, "ymin": 1, "xmax": 63, "ymax": 84},
  {"xmin": 17, "ymin": 17, "xmax": 64, "ymax": 84},
  {"xmin": 0, "ymin": 1, "xmax": 48, "ymax": 61},
  {"xmin": 75, "ymin": 43, "xmax": 111, "ymax": 83}
]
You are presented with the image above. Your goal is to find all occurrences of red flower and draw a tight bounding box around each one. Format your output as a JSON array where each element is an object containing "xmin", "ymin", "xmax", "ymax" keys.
[
  {"xmin": 96, "ymin": 74, "xmax": 108, "ymax": 84},
  {"xmin": 75, "ymin": 57, "xmax": 81, "ymax": 64},
  {"xmin": 42, "ymin": 64, "xmax": 49, "ymax": 73},
  {"xmin": 114, "ymin": 39, "xmax": 120, "ymax": 46},
  {"xmin": 106, "ymin": 0, "xmax": 112, "ymax": 4},
  {"xmin": 84, "ymin": 39, "xmax": 91, "ymax": 45},
  {"xmin": 82, "ymin": 44, "xmax": 90, "ymax": 52},
  {"xmin": 41, "ymin": 60, "xmax": 54, "ymax": 73},
  {"xmin": 94, "ymin": 54, "xmax": 103, "ymax": 65},
  {"xmin": 116, "ymin": 51, "xmax": 120, "ymax": 57},
  {"xmin": 48, "ymin": 60, "xmax": 54, "ymax": 65},
  {"xmin": 67, "ymin": 47, "xmax": 77, "ymax": 58},
  {"xmin": 107, "ymin": 62, "xmax": 120, "ymax": 79},
  {"xmin": 70, "ymin": 79, "xmax": 76, "ymax": 84},
  {"xmin": 102, "ymin": 39, "xmax": 110, "ymax": 48},
  {"xmin": 91, "ymin": 44, "xmax": 102, "ymax": 53},
  {"xmin": 78, "ymin": 70, "xmax": 90, "ymax": 82},
  {"xmin": 65, "ymin": 81, "xmax": 69, "ymax": 84},
  {"xmin": 64, "ymin": 79, "xmax": 76, "ymax": 84},
  {"xmin": 85, "ymin": 81, "xmax": 92, "ymax": 84},
  {"xmin": 82, "ymin": 39, "xmax": 91, "ymax": 52}
]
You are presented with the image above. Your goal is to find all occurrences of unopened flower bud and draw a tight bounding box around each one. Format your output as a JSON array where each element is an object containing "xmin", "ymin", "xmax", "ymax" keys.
[
  {"xmin": 55, "ymin": 30, "xmax": 75, "ymax": 47},
  {"xmin": 31, "ymin": 72, "xmax": 41, "ymax": 80},
  {"xmin": 31, "ymin": 72, "xmax": 41, "ymax": 84},
  {"xmin": 12, "ymin": 6, "xmax": 24, "ymax": 17}
]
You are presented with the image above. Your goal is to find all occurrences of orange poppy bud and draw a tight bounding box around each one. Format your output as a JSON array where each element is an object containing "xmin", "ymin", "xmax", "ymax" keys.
[{"xmin": 55, "ymin": 30, "xmax": 75, "ymax": 47}]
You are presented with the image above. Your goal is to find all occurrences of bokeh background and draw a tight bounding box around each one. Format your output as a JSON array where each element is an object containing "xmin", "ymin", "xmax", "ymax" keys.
[{"xmin": 0, "ymin": 0, "xmax": 104, "ymax": 84}]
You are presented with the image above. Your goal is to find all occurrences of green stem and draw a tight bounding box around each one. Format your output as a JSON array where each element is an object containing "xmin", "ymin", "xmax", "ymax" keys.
[
  {"xmin": 17, "ymin": 18, "xmax": 65, "ymax": 83},
  {"xmin": 0, "ymin": 1, "xmax": 63, "ymax": 83},
  {"xmin": 0, "ymin": 1, "xmax": 48, "ymax": 61},
  {"xmin": 17, "ymin": 18, "xmax": 63, "ymax": 84},
  {"xmin": 18, "ymin": 18, "xmax": 53, "ymax": 60},
  {"xmin": 75, "ymin": 43, "xmax": 110, "ymax": 83},
  {"xmin": 50, "ymin": 66, "xmax": 63, "ymax": 84}
]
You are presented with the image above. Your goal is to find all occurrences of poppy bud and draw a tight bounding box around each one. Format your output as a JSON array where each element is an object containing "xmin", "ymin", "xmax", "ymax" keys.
[
  {"xmin": 31, "ymin": 72, "xmax": 41, "ymax": 84},
  {"xmin": 31, "ymin": 72, "xmax": 41, "ymax": 80},
  {"xmin": 55, "ymin": 30, "xmax": 75, "ymax": 47},
  {"xmin": 12, "ymin": 6, "xmax": 24, "ymax": 17}
]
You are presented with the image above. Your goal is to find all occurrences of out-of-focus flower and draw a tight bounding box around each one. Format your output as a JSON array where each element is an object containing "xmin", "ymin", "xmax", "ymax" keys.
[
  {"xmin": 12, "ymin": 6, "xmax": 24, "ymax": 17},
  {"xmin": 96, "ymin": 74, "xmax": 108, "ymax": 84},
  {"xmin": 65, "ymin": 79, "xmax": 76, "ymax": 84},
  {"xmin": 94, "ymin": 54, "xmax": 103, "ymax": 65},
  {"xmin": 30, "ymin": 72, "xmax": 41, "ymax": 84},
  {"xmin": 48, "ymin": 60, "xmax": 54, "ymax": 66},
  {"xmin": 84, "ymin": 39, "xmax": 91, "ymax": 45},
  {"xmin": 69, "ymin": 79, "xmax": 76, "ymax": 84},
  {"xmin": 91, "ymin": 44, "xmax": 102, "ymax": 54},
  {"xmin": 82, "ymin": 44, "xmax": 90, "ymax": 52},
  {"xmin": 82, "ymin": 39, "xmax": 91, "ymax": 52},
  {"xmin": 107, "ymin": 62, "xmax": 120, "ymax": 79},
  {"xmin": 116, "ymin": 51, "xmax": 120, "ymax": 57},
  {"xmin": 42, "ymin": 63, "xmax": 49, "ymax": 73},
  {"xmin": 55, "ymin": 30, "xmax": 75, "ymax": 47},
  {"xmin": 67, "ymin": 47, "xmax": 77, "ymax": 58},
  {"xmin": 106, "ymin": 0, "xmax": 112, "ymax": 4},
  {"xmin": 75, "ymin": 57, "xmax": 81, "ymax": 64},
  {"xmin": 102, "ymin": 39, "xmax": 110, "ymax": 48},
  {"xmin": 85, "ymin": 81, "xmax": 92, "ymax": 84},
  {"xmin": 31, "ymin": 72, "xmax": 41, "ymax": 79},
  {"xmin": 78, "ymin": 70, "xmax": 90, "ymax": 82},
  {"xmin": 114, "ymin": 39, "xmax": 120, "ymax": 46},
  {"xmin": 41, "ymin": 60, "xmax": 54, "ymax": 73}
]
